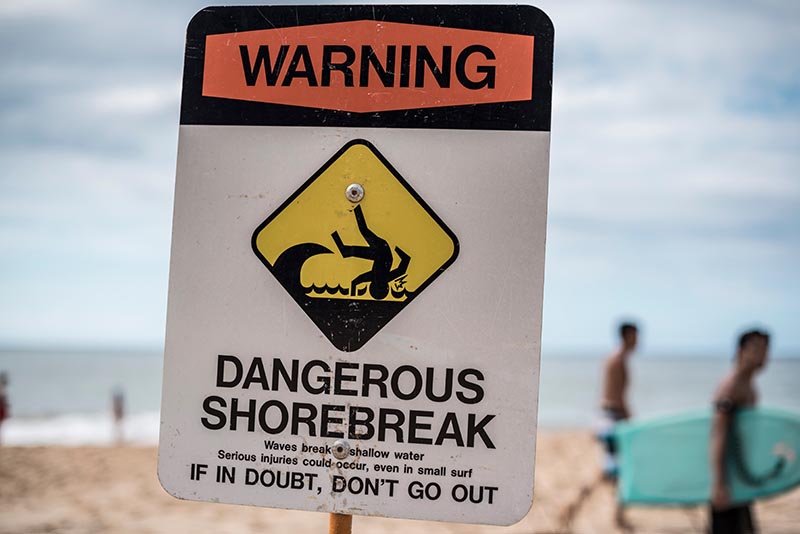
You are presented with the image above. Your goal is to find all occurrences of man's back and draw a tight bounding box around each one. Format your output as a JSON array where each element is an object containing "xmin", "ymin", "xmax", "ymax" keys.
[
  {"xmin": 601, "ymin": 352, "xmax": 629, "ymax": 418},
  {"xmin": 713, "ymin": 372, "xmax": 757, "ymax": 411}
]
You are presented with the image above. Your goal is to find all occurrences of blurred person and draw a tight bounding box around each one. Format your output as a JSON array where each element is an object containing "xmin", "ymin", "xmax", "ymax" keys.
[
  {"xmin": 112, "ymin": 387, "xmax": 125, "ymax": 445},
  {"xmin": 598, "ymin": 322, "xmax": 639, "ymax": 479},
  {"xmin": 0, "ymin": 372, "xmax": 8, "ymax": 444},
  {"xmin": 561, "ymin": 323, "xmax": 639, "ymax": 531},
  {"xmin": 709, "ymin": 329, "xmax": 770, "ymax": 534},
  {"xmin": 599, "ymin": 322, "xmax": 638, "ymax": 531}
]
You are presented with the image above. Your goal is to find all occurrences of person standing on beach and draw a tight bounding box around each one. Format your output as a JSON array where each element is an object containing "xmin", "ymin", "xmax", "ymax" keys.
[
  {"xmin": 0, "ymin": 372, "xmax": 9, "ymax": 445},
  {"xmin": 561, "ymin": 323, "xmax": 639, "ymax": 531},
  {"xmin": 598, "ymin": 322, "xmax": 639, "ymax": 532},
  {"xmin": 112, "ymin": 388, "xmax": 125, "ymax": 445},
  {"xmin": 709, "ymin": 329, "xmax": 769, "ymax": 534},
  {"xmin": 598, "ymin": 322, "xmax": 638, "ymax": 479}
]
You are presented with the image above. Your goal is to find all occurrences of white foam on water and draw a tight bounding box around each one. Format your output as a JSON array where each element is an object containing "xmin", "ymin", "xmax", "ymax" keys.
[{"xmin": 1, "ymin": 411, "xmax": 160, "ymax": 446}]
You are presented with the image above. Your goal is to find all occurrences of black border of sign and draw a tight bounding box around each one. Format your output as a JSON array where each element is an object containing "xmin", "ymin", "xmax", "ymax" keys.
[
  {"xmin": 181, "ymin": 4, "xmax": 554, "ymax": 131},
  {"xmin": 251, "ymin": 138, "xmax": 460, "ymax": 352}
]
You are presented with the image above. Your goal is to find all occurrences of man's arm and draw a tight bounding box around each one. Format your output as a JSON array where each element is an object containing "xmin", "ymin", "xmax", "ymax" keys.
[{"xmin": 389, "ymin": 247, "xmax": 411, "ymax": 278}]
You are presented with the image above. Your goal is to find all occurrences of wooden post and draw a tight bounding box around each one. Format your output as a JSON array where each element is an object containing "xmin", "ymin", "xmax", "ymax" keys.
[{"xmin": 329, "ymin": 513, "xmax": 352, "ymax": 534}]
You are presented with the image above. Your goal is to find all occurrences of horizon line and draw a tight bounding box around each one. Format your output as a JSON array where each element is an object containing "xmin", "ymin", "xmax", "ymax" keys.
[{"xmin": 0, "ymin": 343, "xmax": 798, "ymax": 359}]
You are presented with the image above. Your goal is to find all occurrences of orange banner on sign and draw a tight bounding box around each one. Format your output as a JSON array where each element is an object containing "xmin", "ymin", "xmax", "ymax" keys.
[{"xmin": 203, "ymin": 20, "xmax": 534, "ymax": 112}]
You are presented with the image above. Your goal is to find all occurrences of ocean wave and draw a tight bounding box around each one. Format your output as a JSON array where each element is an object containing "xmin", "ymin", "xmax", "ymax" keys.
[{"xmin": 1, "ymin": 411, "xmax": 160, "ymax": 446}]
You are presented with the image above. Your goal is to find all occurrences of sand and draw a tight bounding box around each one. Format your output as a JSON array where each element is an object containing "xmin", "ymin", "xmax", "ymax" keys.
[{"xmin": 1, "ymin": 431, "xmax": 797, "ymax": 534}]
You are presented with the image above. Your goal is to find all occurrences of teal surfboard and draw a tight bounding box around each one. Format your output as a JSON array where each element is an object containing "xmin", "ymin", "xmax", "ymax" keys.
[{"xmin": 615, "ymin": 407, "xmax": 800, "ymax": 505}]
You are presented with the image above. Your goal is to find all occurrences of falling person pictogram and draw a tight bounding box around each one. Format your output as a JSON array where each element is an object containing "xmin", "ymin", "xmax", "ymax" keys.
[{"xmin": 331, "ymin": 205, "xmax": 411, "ymax": 300}]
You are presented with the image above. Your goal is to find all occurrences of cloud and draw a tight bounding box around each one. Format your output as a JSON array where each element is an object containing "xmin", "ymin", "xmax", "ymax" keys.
[
  {"xmin": 0, "ymin": 0, "xmax": 798, "ymax": 352},
  {"xmin": 89, "ymin": 83, "xmax": 180, "ymax": 115},
  {"xmin": 529, "ymin": 1, "xmax": 800, "ymax": 354},
  {"xmin": 0, "ymin": 0, "xmax": 91, "ymax": 17}
]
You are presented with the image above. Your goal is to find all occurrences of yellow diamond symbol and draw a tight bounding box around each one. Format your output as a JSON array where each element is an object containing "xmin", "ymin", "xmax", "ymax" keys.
[{"xmin": 252, "ymin": 139, "xmax": 459, "ymax": 351}]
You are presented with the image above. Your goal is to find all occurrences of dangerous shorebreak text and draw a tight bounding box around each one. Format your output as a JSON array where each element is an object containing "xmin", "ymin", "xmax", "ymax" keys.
[{"xmin": 200, "ymin": 355, "xmax": 497, "ymax": 449}]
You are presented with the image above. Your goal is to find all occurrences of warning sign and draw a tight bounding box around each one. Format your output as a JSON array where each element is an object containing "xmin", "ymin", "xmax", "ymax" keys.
[
  {"xmin": 252, "ymin": 140, "xmax": 458, "ymax": 351},
  {"xmin": 160, "ymin": 4, "xmax": 553, "ymax": 527}
]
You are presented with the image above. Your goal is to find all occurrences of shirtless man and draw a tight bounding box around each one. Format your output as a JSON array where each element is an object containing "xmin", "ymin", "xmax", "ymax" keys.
[
  {"xmin": 559, "ymin": 324, "xmax": 639, "ymax": 531},
  {"xmin": 602, "ymin": 323, "xmax": 638, "ymax": 420},
  {"xmin": 709, "ymin": 329, "xmax": 769, "ymax": 534},
  {"xmin": 582, "ymin": 323, "xmax": 637, "ymax": 530},
  {"xmin": 598, "ymin": 322, "xmax": 638, "ymax": 477}
]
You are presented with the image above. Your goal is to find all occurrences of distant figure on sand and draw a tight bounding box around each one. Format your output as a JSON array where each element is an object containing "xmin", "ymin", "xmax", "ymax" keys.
[
  {"xmin": 0, "ymin": 372, "xmax": 8, "ymax": 444},
  {"xmin": 560, "ymin": 323, "xmax": 639, "ymax": 531},
  {"xmin": 710, "ymin": 329, "xmax": 770, "ymax": 534},
  {"xmin": 599, "ymin": 322, "xmax": 638, "ymax": 531},
  {"xmin": 598, "ymin": 322, "xmax": 638, "ymax": 479},
  {"xmin": 112, "ymin": 388, "xmax": 125, "ymax": 445}
]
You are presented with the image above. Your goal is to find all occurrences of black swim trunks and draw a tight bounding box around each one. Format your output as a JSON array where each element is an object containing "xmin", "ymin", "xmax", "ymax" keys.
[{"xmin": 709, "ymin": 504, "xmax": 755, "ymax": 534}]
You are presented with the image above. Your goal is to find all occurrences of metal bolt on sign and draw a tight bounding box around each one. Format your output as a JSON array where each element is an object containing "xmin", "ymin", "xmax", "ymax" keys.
[
  {"xmin": 345, "ymin": 183, "xmax": 365, "ymax": 203},
  {"xmin": 332, "ymin": 439, "xmax": 350, "ymax": 459}
]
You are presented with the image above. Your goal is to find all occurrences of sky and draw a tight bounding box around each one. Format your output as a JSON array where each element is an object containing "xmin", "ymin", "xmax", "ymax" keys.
[{"xmin": 0, "ymin": 0, "xmax": 798, "ymax": 356}]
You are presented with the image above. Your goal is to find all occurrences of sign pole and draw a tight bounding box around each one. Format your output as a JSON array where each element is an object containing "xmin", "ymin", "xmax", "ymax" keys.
[{"xmin": 328, "ymin": 513, "xmax": 352, "ymax": 534}]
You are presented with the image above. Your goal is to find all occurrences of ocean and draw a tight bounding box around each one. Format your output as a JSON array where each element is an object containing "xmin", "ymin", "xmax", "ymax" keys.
[{"xmin": 0, "ymin": 349, "xmax": 798, "ymax": 445}]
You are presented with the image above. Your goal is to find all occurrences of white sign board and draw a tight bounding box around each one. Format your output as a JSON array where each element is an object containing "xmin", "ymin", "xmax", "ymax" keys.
[{"xmin": 159, "ymin": 4, "xmax": 553, "ymax": 526}]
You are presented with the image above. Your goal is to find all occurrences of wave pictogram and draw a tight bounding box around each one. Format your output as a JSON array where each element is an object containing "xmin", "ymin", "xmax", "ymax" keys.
[
  {"xmin": 304, "ymin": 284, "xmax": 350, "ymax": 296},
  {"xmin": 272, "ymin": 242, "xmax": 413, "ymax": 302},
  {"xmin": 300, "ymin": 283, "xmax": 412, "ymax": 300},
  {"xmin": 270, "ymin": 243, "xmax": 333, "ymax": 297},
  {"xmin": 391, "ymin": 288, "xmax": 411, "ymax": 299}
]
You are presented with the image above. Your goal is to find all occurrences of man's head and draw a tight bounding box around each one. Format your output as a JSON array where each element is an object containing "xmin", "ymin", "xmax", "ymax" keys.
[
  {"xmin": 619, "ymin": 322, "xmax": 639, "ymax": 352},
  {"xmin": 736, "ymin": 329, "xmax": 770, "ymax": 372}
]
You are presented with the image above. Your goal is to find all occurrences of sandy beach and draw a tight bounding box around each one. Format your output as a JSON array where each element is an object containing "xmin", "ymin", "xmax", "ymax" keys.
[{"xmin": 1, "ymin": 431, "xmax": 797, "ymax": 534}]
